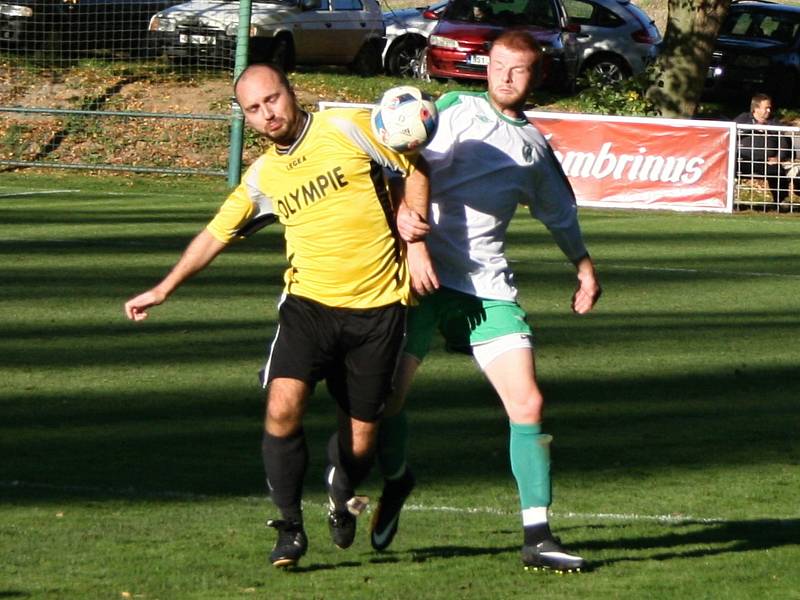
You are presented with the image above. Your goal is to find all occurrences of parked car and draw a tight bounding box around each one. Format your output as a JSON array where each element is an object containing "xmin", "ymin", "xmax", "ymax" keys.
[
  {"xmin": 382, "ymin": 0, "xmax": 446, "ymax": 77},
  {"xmin": 563, "ymin": 0, "xmax": 660, "ymax": 84},
  {"xmin": 148, "ymin": 0, "xmax": 385, "ymax": 74},
  {"xmin": 705, "ymin": 1, "xmax": 800, "ymax": 106},
  {"xmin": 0, "ymin": 0, "xmax": 182, "ymax": 55},
  {"xmin": 425, "ymin": 0, "xmax": 580, "ymax": 90}
]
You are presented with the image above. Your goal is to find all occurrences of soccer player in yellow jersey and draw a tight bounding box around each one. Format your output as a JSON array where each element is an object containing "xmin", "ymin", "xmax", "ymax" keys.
[{"xmin": 124, "ymin": 64, "xmax": 437, "ymax": 568}]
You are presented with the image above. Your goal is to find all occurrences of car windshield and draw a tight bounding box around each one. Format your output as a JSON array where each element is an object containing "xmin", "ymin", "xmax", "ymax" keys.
[
  {"xmin": 720, "ymin": 9, "xmax": 800, "ymax": 44},
  {"xmin": 442, "ymin": 0, "xmax": 558, "ymax": 28}
]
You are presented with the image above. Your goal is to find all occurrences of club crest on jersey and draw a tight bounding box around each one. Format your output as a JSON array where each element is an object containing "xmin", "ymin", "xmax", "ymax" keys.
[{"xmin": 522, "ymin": 143, "xmax": 533, "ymax": 163}]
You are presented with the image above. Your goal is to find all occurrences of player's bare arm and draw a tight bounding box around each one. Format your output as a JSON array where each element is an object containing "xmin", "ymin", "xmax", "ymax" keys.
[
  {"xmin": 406, "ymin": 241, "xmax": 439, "ymax": 296},
  {"xmin": 401, "ymin": 157, "xmax": 439, "ymax": 295},
  {"xmin": 124, "ymin": 228, "xmax": 227, "ymax": 321},
  {"xmin": 397, "ymin": 159, "xmax": 431, "ymax": 243},
  {"xmin": 571, "ymin": 255, "xmax": 601, "ymax": 315}
]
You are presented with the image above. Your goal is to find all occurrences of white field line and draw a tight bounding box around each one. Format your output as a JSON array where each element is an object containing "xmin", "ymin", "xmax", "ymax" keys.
[
  {"xmin": 606, "ymin": 263, "xmax": 800, "ymax": 280},
  {"xmin": 0, "ymin": 188, "xmax": 199, "ymax": 199},
  {"xmin": 0, "ymin": 479, "xmax": 735, "ymax": 524},
  {"xmin": 0, "ymin": 189, "xmax": 81, "ymax": 197}
]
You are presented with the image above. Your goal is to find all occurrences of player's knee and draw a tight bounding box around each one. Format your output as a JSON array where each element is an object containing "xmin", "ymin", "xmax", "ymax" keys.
[
  {"xmin": 265, "ymin": 378, "xmax": 307, "ymax": 434},
  {"xmin": 505, "ymin": 392, "xmax": 543, "ymax": 423},
  {"xmin": 265, "ymin": 399, "xmax": 303, "ymax": 435}
]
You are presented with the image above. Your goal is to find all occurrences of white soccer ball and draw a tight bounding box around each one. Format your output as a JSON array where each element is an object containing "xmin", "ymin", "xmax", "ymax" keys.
[{"xmin": 371, "ymin": 86, "xmax": 439, "ymax": 153}]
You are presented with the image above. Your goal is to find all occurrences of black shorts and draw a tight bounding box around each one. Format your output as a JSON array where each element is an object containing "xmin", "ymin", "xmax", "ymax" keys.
[{"xmin": 261, "ymin": 294, "xmax": 406, "ymax": 422}]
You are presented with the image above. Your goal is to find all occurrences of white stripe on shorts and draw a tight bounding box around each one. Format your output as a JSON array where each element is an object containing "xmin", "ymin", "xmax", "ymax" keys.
[
  {"xmin": 260, "ymin": 292, "xmax": 288, "ymax": 388},
  {"xmin": 471, "ymin": 333, "xmax": 533, "ymax": 370}
]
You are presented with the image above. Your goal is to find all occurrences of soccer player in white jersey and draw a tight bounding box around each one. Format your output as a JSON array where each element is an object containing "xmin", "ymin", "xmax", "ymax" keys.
[{"xmin": 371, "ymin": 31, "xmax": 602, "ymax": 572}]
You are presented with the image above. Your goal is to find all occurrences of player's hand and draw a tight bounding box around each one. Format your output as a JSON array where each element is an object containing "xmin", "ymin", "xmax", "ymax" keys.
[
  {"xmin": 571, "ymin": 257, "xmax": 601, "ymax": 315},
  {"xmin": 407, "ymin": 241, "xmax": 439, "ymax": 296},
  {"xmin": 124, "ymin": 289, "xmax": 166, "ymax": 321},
  {"xmin": 396, "ymin": 204, "xmax": 430, "ymax": 243}
]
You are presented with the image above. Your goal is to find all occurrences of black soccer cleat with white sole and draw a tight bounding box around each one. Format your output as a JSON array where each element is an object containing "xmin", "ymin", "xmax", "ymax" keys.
[
  {"xmin": 521, "ymin": 537, "xmax": 586, "ymax": 573},
  {"xmin": 267, "ymin": 519, "xmax": 308, "ymax": 568},
  {"xmin": 370, "ymin": 467, "xmax": 416, "ymax": 551}
]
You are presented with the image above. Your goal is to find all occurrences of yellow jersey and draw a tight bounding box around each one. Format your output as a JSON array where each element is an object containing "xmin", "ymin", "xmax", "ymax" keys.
[{"xmin": 207, "ymin": 108, "xmax": 416, "ymax": 309}]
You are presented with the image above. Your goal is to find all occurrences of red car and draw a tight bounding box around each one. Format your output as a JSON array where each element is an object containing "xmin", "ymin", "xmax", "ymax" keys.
[{"xmin": 425, "ymin": 0, "xmax": 580, "ymax": 89}]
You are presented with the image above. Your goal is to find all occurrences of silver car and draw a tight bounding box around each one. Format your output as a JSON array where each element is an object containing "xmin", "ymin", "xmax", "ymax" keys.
[
  {"xmin": 563, "ymin": 0, "xmax": 661, "ymax": 83},
  {"xmin": 149, "ymin": 0, "xmax": 385, "ymax": 73},
  {"xmin": 382, "ymin": 0, "xmax": 445, "ymax": 77}
]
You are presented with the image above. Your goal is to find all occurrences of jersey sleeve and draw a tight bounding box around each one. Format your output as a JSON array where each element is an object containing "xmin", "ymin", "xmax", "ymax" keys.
[
  {"xmin": 527, "ymin": 143, "xmax": 588, "ymax": 264},
  {"xmin": 206, "ymin": 155, "xmax": 278, "ymax": 243},
  {"xmin": 326, "ymin": 108, "xmax": 418, "ymax": 176}
]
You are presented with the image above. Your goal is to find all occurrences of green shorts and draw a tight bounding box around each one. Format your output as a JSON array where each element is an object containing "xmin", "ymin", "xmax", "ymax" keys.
[{"xmin": 404, "ymin": 287, "xmax": 534, "ymax": 361}]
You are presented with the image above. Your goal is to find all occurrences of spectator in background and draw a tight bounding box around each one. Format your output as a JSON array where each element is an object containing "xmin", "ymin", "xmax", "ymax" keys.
[
  {"xmin": 734, "ymin": 93, "xmax": 795, "ymax": 207},
  {"xmin": 471, "ymin": 0, "xmax": 492, "ymax": 21}
]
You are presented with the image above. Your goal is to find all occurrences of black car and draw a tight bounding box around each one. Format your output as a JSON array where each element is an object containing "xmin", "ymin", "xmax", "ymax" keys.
[
  {"xmin": 705, "ymin": 0, "xmax": 800, "ymax": 105},
  {"xmin": 0, "ymin": 0, "xmax": 182, "ymax": 56}
]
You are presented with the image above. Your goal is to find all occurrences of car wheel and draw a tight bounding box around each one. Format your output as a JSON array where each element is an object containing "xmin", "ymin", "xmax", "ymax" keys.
[
  {"xmin": 350, "ymin": 40, "xmax": 383, "ymax": 76},
  {"xmin": 386, "ymin": 35, "xmax": 427, "ymax": 78},
  {"xmin": 582, "ymin": 55, "xmax": 630, "ymax": 85}
]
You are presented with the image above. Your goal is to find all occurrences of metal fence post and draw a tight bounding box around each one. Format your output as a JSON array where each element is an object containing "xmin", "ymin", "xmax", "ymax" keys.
[{"xmin": 227, "ymin": 0, "xmax": 253, "ymax": 188}]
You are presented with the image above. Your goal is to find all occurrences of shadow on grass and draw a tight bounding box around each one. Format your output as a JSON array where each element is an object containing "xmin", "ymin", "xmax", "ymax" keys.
[
  {"xmin": 1, "ymin": 362, "xmax": 798, "ymax": 504},
  {"xmin": 408, "ymin": 544, "xmax": 516, "ymax": 562},
  {"xmin": 2, "ymin": 190, "xmax": 799, "ymax": 508},
  {"xmin": 385, "ymin": 518, "xmax": 800, "ymax": 570},
  {"xmin": 582, "ymin": 518, "xmax": 800, "ymax": 567},
  {"xmin": 287, "ymin": 560, "xmax": 363, "ymax": 574}
]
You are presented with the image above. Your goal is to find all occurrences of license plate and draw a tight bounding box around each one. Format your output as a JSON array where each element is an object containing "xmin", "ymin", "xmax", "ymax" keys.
[
  {"xmin": 179, "ymin": 33, "xmax": 216, "ymax": 45},
  {"xmin": 466, "ymin": 54, "xmax": 489, "ymax": 66}
]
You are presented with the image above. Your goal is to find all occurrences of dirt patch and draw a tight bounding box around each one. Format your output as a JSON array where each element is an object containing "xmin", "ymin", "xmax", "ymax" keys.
[
  {"xmin": 0, "ymin": 59, "xmax": 341, "ymax": 172},
  {"xmin": 0, "ymin": 67, "xmax": 326, "ymax": 170}
]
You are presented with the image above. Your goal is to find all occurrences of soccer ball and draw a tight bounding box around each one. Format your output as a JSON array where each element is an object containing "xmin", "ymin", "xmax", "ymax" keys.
[{"xmin": 371, "ymin": 86, "xmax": 438, "ymax": 153}]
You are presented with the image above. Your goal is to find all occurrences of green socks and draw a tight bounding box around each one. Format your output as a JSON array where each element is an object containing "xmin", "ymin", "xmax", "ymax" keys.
[
  {"xmin": 509, "ymin": 421, "xmax": 552, "ymax": 509},
  {"xmin": 377, "ymin": 410, "xmax": 409, "ymax": 480}
]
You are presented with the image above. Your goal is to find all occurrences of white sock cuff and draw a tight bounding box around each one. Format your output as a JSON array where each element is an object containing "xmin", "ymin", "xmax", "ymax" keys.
[{"xmin": 522, "ymin": 506, "xmax": 549, "ymax": 527}]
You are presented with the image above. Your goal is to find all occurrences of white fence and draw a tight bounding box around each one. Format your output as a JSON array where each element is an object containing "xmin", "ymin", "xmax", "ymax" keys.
[{"xmin": 734, "ymin": 123, "xmax": 800, "ymax": 214}]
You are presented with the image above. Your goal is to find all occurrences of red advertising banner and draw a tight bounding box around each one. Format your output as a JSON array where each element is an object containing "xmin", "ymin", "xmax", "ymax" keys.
[{"xmin": 526, "ymin": 111, "xmax": 736, "ymax": 213}]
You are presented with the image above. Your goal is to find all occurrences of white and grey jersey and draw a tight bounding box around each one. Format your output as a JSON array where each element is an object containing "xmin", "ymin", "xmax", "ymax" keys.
[{"xmin": 422, "ymin": 91, "xmax": 587, "ymax": 301}]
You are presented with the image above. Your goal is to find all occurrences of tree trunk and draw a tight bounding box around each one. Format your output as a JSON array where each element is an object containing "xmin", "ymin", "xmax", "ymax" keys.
[{"xmin": 647, "ymin": 0, "xmax": 732, "ymax": 118}]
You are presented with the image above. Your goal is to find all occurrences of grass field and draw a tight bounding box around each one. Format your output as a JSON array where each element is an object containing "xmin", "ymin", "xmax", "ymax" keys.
[{"xmin": 1, "ymin": 172, "xmax": 799, "ymax": 599}]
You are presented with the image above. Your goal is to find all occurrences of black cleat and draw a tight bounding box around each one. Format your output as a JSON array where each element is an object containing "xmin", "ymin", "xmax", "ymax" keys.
[
  {"xmin": 327, "ymin": 495, "xmax": 368, "ymax": 549},
  {"xmin": 370, "ymin": 468, "xmax": 416, "ymax": 551},
  {"xmin": 324, "ymin": 464, "xmax": 368, "ymax": 549},
  {"xmin": 521, "ymin": 536, "xmax": 586, "ymax": 573},
  {"xmin": 267, "ymin": 519, "xmax": 307, "ymax": 568}
]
